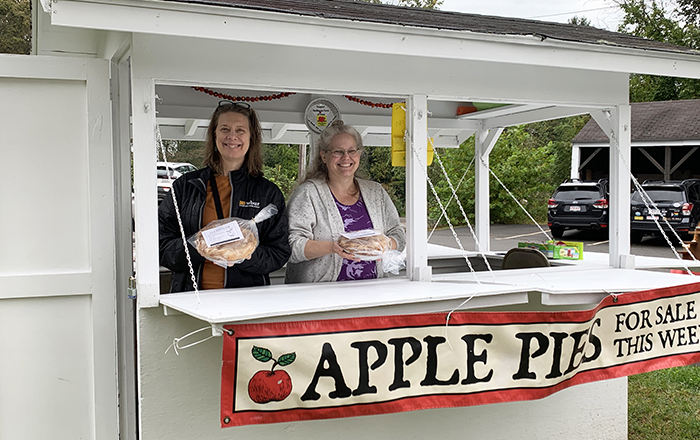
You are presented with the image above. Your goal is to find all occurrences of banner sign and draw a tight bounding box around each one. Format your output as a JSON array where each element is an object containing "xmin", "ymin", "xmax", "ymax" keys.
[{"xmin": 221, "ymin": 282, "xmax": 700, "ymax": 427}]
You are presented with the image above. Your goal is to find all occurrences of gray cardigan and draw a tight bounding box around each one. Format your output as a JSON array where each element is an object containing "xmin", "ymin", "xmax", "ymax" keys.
[{"xmin": 285, "ymin": 178, "xmax": 406, "ymax": 284}]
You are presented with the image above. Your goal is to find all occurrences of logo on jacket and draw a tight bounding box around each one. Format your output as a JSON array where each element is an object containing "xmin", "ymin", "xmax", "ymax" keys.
[{"xmin": 239, "ymin": 200, "xmax": 261, "ymax": 209}]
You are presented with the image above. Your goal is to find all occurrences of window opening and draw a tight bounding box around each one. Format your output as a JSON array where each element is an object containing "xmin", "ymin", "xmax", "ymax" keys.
[
  {"xmin": 404, "ymin": 123, "xmax": 486, "ymax": 284},
  {"xmin": 156, "ymin": 125, "xmax": 202, "ymax": 300},
  {"xmin": 432, "ymin": 149, "xmax": 493, "ymax": 272},
  {"xmin": 427, "ymin": 156, "xmax": 474, "ymax": 240},
  {"xmin": 601, "ymin": 123, "xmax": 699, "ymax": 273}
]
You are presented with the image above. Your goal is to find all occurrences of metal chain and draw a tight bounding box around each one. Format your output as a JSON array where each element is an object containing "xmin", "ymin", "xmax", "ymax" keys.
[
  {"xmin": 629, "ymin": 176, "xmax": 698, "ymax": 269},
  {"xmin": 428, "ymin": 156, "xmax": 474, "ymax": 240},
  {"xmin": 603, "ymin": 116, "xmax": 697, "ymax": 274},
  {"xmin": 405, "ymin": 127, "xmax": 483, "ymax": 283},
  {"xmin": 433, "ymin": 149, "xmax": 493, "ymax": 272},
  {"xmin": 155, "ymin": 127, "xmax": 202, "ymax": 299},
  {"xmin": 485, "ymin": 157, "xmax": 553, "ymax": 241}
]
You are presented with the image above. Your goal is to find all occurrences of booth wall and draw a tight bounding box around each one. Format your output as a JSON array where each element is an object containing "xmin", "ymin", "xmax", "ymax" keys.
[
  {"xmin": 139, "ymin": 308, "xmax": 627, "ymax": 440},
  {"xmin": 0, "ymin": 56, "xmax": 118, "ymax": 440}
]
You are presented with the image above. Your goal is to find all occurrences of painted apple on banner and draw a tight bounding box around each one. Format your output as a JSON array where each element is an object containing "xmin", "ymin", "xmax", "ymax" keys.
[{"xmin": 247, "ymin": 346, "xmax": 296, "ymax": 404}]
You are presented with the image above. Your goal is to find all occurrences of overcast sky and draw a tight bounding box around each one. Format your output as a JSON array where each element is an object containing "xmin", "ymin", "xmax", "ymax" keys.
[{"xmin": 439, "ymin": 0, "xmax": 624, "ymax": 30}]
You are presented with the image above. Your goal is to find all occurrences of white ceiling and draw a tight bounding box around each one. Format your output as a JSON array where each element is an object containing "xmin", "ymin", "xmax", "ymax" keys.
[{"xmin": 154, "ymin": 84, "xmax": 592, "ymax": 147}]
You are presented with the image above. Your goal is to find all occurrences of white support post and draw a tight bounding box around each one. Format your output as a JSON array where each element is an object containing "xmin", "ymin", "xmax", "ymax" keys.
[
  {"xmin": 131, "ymin": 71, "xmax": 161, "ymax": 308},
  {"xmin": 113, "ymin": 55, "xmax": 138, "ymax": 440},
  {"xmin": 607, "ymin": 105, "xmax": 632, "ymax": 268},
  {"xmin": 571, "ymin": 145, "xmax": 581, "ymax": 180},
  {"xmin": 474, "ymin": 128, "xmax": 503, "ymax": 253},
  {"xmin": 298, "ymin": 143, "xmax": 307, "ymax": 181},
  {"xmin": 406, "ymin": 94, "xmax": 431, "ymax": 281},
  {"xmin": 308, "ymin": 133, "xmax": 320, "ymax": 171}
]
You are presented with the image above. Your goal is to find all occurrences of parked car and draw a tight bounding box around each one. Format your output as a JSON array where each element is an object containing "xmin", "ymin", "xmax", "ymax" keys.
[
  {"xmin": 547, "ymin": 179, "xmax": 609, "ymax": 239},
  {"xmin": 630, "ymin": 179, "xmax": 700, "ymax": 243},
  {"xmin": 157, "ymin": 162, "xmax": 197, "ymax": 204}
]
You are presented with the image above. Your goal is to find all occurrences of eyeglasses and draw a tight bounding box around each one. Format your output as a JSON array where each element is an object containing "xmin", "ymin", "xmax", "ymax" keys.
[
  {"xmin": 326, "ymin": 149, "xmax": 361, "ymax": 158},
  {"xmin": 217, "ymin": 100, "xmax": 251, "ymax": 110}
]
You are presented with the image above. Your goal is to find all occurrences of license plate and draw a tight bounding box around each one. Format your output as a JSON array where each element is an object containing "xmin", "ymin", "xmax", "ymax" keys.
[{"xmin": 569, "ymin": 205, "xmax": 581, "ymax": 212}]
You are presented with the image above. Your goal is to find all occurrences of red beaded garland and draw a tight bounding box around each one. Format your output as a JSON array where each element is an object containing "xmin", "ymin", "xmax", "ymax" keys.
[
  {"xmin": 192, "ymin": 87, "xmax": 401, "ymax": 109},
  {"xmin": 343, "ymin": 95, "xmax": 398, "ymax": 109},
  {"xmin": 192, "ymin": 86, "xmax": 296, "ymax": 102}
]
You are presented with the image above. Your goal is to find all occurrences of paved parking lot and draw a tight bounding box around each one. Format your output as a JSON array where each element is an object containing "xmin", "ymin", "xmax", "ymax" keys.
[{"xmin": 428, "ymin": 224, "xmax": 689, "ymax": 259}]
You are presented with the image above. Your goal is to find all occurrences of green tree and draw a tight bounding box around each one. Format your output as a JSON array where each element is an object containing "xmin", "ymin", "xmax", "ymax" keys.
[
  {"xmin": 262, "ymin": 144, "xmax": 300, "ymax": 198},
  {"xmin": 157, "ymin": 140, "xmax": 206, "ymax": 169},
  {"xmin": 677, "ymin": 0, "xmax": 700, "ymax": 24},
  {"xmin": 568, "ymin": 16, "xmax": 592, "ymax": 26},
  {"xmin": 423, "ymin": 115, "xmax": 589, "ymax": 227},
  {"xmin": 396, "ymin": 0, "xmax": 443, "ymax": 8},
  {"xmin": 0, "ymin": 0, "xmax": 31, "ymax": 54},
  {"xmin": 616, "ymin": 0, "xmax": 700, "ymax": 101},
  {"xmin": 361, "ymin": 146, "xmax": 406, "ymax": 215}
]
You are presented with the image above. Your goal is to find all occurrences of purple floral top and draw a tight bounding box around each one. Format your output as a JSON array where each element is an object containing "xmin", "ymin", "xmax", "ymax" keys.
[{"xmin": 333, "ymin": 193, "xmax": 377, "ymax": 281}]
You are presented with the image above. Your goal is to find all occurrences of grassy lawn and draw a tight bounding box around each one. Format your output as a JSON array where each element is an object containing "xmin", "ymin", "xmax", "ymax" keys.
[{"xmin": 628, "ymin": 365, "xmax": 700, "ymax": 440}]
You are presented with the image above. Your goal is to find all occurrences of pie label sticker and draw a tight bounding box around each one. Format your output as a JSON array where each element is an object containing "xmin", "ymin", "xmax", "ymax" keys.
[
  {"xmin": 201, "ymin": 221, "xmax": 244, "ymax": 247},
  {"xmin": 340, "ymin": 229, "xmax": 380, "ymax": 240}
]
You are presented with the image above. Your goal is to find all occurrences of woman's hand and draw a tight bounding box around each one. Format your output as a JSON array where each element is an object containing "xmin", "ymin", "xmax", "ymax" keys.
[
  {"xmin": 332, "ymin": 240, "xmax": 360, "ymax": 261},
  {"xmin": 304, "ymin": 239, "xmax": 359, "ymax": 261}
]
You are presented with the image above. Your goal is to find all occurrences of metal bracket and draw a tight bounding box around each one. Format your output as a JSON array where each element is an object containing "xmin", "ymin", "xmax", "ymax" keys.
[{"xmin": 127, "ymin": 276, "xmax": 137, "ymax": 299}]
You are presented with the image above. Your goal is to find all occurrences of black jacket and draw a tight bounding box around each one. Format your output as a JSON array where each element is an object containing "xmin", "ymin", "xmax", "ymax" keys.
[{"xmin": 158, "ymin": 166, "xmax": 290, "ymax": 292}]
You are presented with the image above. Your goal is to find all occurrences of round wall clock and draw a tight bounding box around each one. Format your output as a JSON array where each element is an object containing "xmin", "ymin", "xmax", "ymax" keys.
[{"xmin": 304, "ymin": 98, "xmax": 341, "ymax": 134}]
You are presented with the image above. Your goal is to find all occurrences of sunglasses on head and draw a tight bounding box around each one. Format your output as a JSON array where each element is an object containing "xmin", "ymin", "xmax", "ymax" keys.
[{"xmin": 218, "ymin": 100, "xmax": 251, "ymax": 110}]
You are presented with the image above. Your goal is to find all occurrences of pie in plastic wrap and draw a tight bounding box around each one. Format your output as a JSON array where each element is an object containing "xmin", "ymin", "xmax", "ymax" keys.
[
  {"xmin": 194, "ymin": 223, "xmax": 257, "ymax": 264},
  {"xmin": 338, "ymin": 232, "xmax": 391, "ymax": 260}
]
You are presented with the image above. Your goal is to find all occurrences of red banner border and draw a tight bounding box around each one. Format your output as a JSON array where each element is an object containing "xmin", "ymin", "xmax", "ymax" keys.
[{"xmin": 221, "ymin": 281, "xmax": 700, "ymax": 427}]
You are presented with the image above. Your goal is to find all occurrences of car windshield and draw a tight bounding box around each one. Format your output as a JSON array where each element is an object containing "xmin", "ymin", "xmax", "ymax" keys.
[
  {"xmin": 554, "ymin": 187, "xmax": 600, "ymax": 201},
  {"xmin": 157, "ymin": 167, "xmax": 175, "ymax": 178},
  {"xmin": 631, "ymin": 188, "xmax": 685, "ymax": 203},
  {"xmin": 175, "ymin": 165, "xmax": 197, "ymax": 174}
]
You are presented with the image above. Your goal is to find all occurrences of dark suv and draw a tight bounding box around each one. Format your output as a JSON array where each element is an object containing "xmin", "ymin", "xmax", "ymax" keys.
[
  {"xmin": 547, "ymin": 179, "xmax": 609, "ymax": 239},
  {"xmin": 630, "ymin": 179, "xmax": 700, "ymax": 243}
]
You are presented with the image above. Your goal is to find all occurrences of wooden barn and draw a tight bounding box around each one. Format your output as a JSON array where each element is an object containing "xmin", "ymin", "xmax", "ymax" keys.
[{"xmin": 573, "ymin": 99, "xmax": 700, "ymax": 182}]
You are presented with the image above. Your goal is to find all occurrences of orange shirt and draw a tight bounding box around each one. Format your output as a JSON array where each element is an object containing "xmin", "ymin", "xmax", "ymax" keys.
[{"xmin": 201, "ymin": 174, "xmax": 232, "ymax": 290}]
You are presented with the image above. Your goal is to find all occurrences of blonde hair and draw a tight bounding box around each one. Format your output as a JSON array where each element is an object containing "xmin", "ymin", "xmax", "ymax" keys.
[{"xmin": 304, "ymin": 120, "xmax": 364, "ymax": 182}]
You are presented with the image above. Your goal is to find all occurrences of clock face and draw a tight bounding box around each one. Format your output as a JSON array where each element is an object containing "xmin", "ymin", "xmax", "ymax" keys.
[{"xmin": 304, "ymin": 98, "xmax": 341, "ymax": 134}]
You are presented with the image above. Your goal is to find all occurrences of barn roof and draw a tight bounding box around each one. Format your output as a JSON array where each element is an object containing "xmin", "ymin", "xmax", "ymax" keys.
[
  {"xmin": 573, "ymin": 99, "xmax": 700, "ymax": 143},
  {"xmin": 164, "ymin": 0, "xmax": 699, "ymax": 56}
]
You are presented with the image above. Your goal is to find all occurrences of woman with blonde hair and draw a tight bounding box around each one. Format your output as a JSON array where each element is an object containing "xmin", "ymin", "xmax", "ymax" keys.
[{"xmin": 285, "ymin": 120, "xmax": 405, "ymax": 283}]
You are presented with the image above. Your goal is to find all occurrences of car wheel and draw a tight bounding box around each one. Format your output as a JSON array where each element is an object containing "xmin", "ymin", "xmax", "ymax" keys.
[
  {"xmin": 630, "ymin": 232, "xmax": 644, "ymax": 244},
  {"xmin": 550, "ymin": 227, "xmax": 564, "ymax": 239}
]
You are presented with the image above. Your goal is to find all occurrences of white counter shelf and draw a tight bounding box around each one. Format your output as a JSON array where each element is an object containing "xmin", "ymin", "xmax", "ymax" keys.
[{"xmin": 160, "ymin": 260, "xmax": 700, "ymax": 335}]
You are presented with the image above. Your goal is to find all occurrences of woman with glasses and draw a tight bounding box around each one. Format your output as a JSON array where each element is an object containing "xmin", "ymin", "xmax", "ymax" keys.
[
  {"xmin": 159, "ymin": 101, "xmax": 291, "ymax": 292},
  {"xmin": 285, "ymin": 120, "xmax": 405, "ymax": 283}
]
